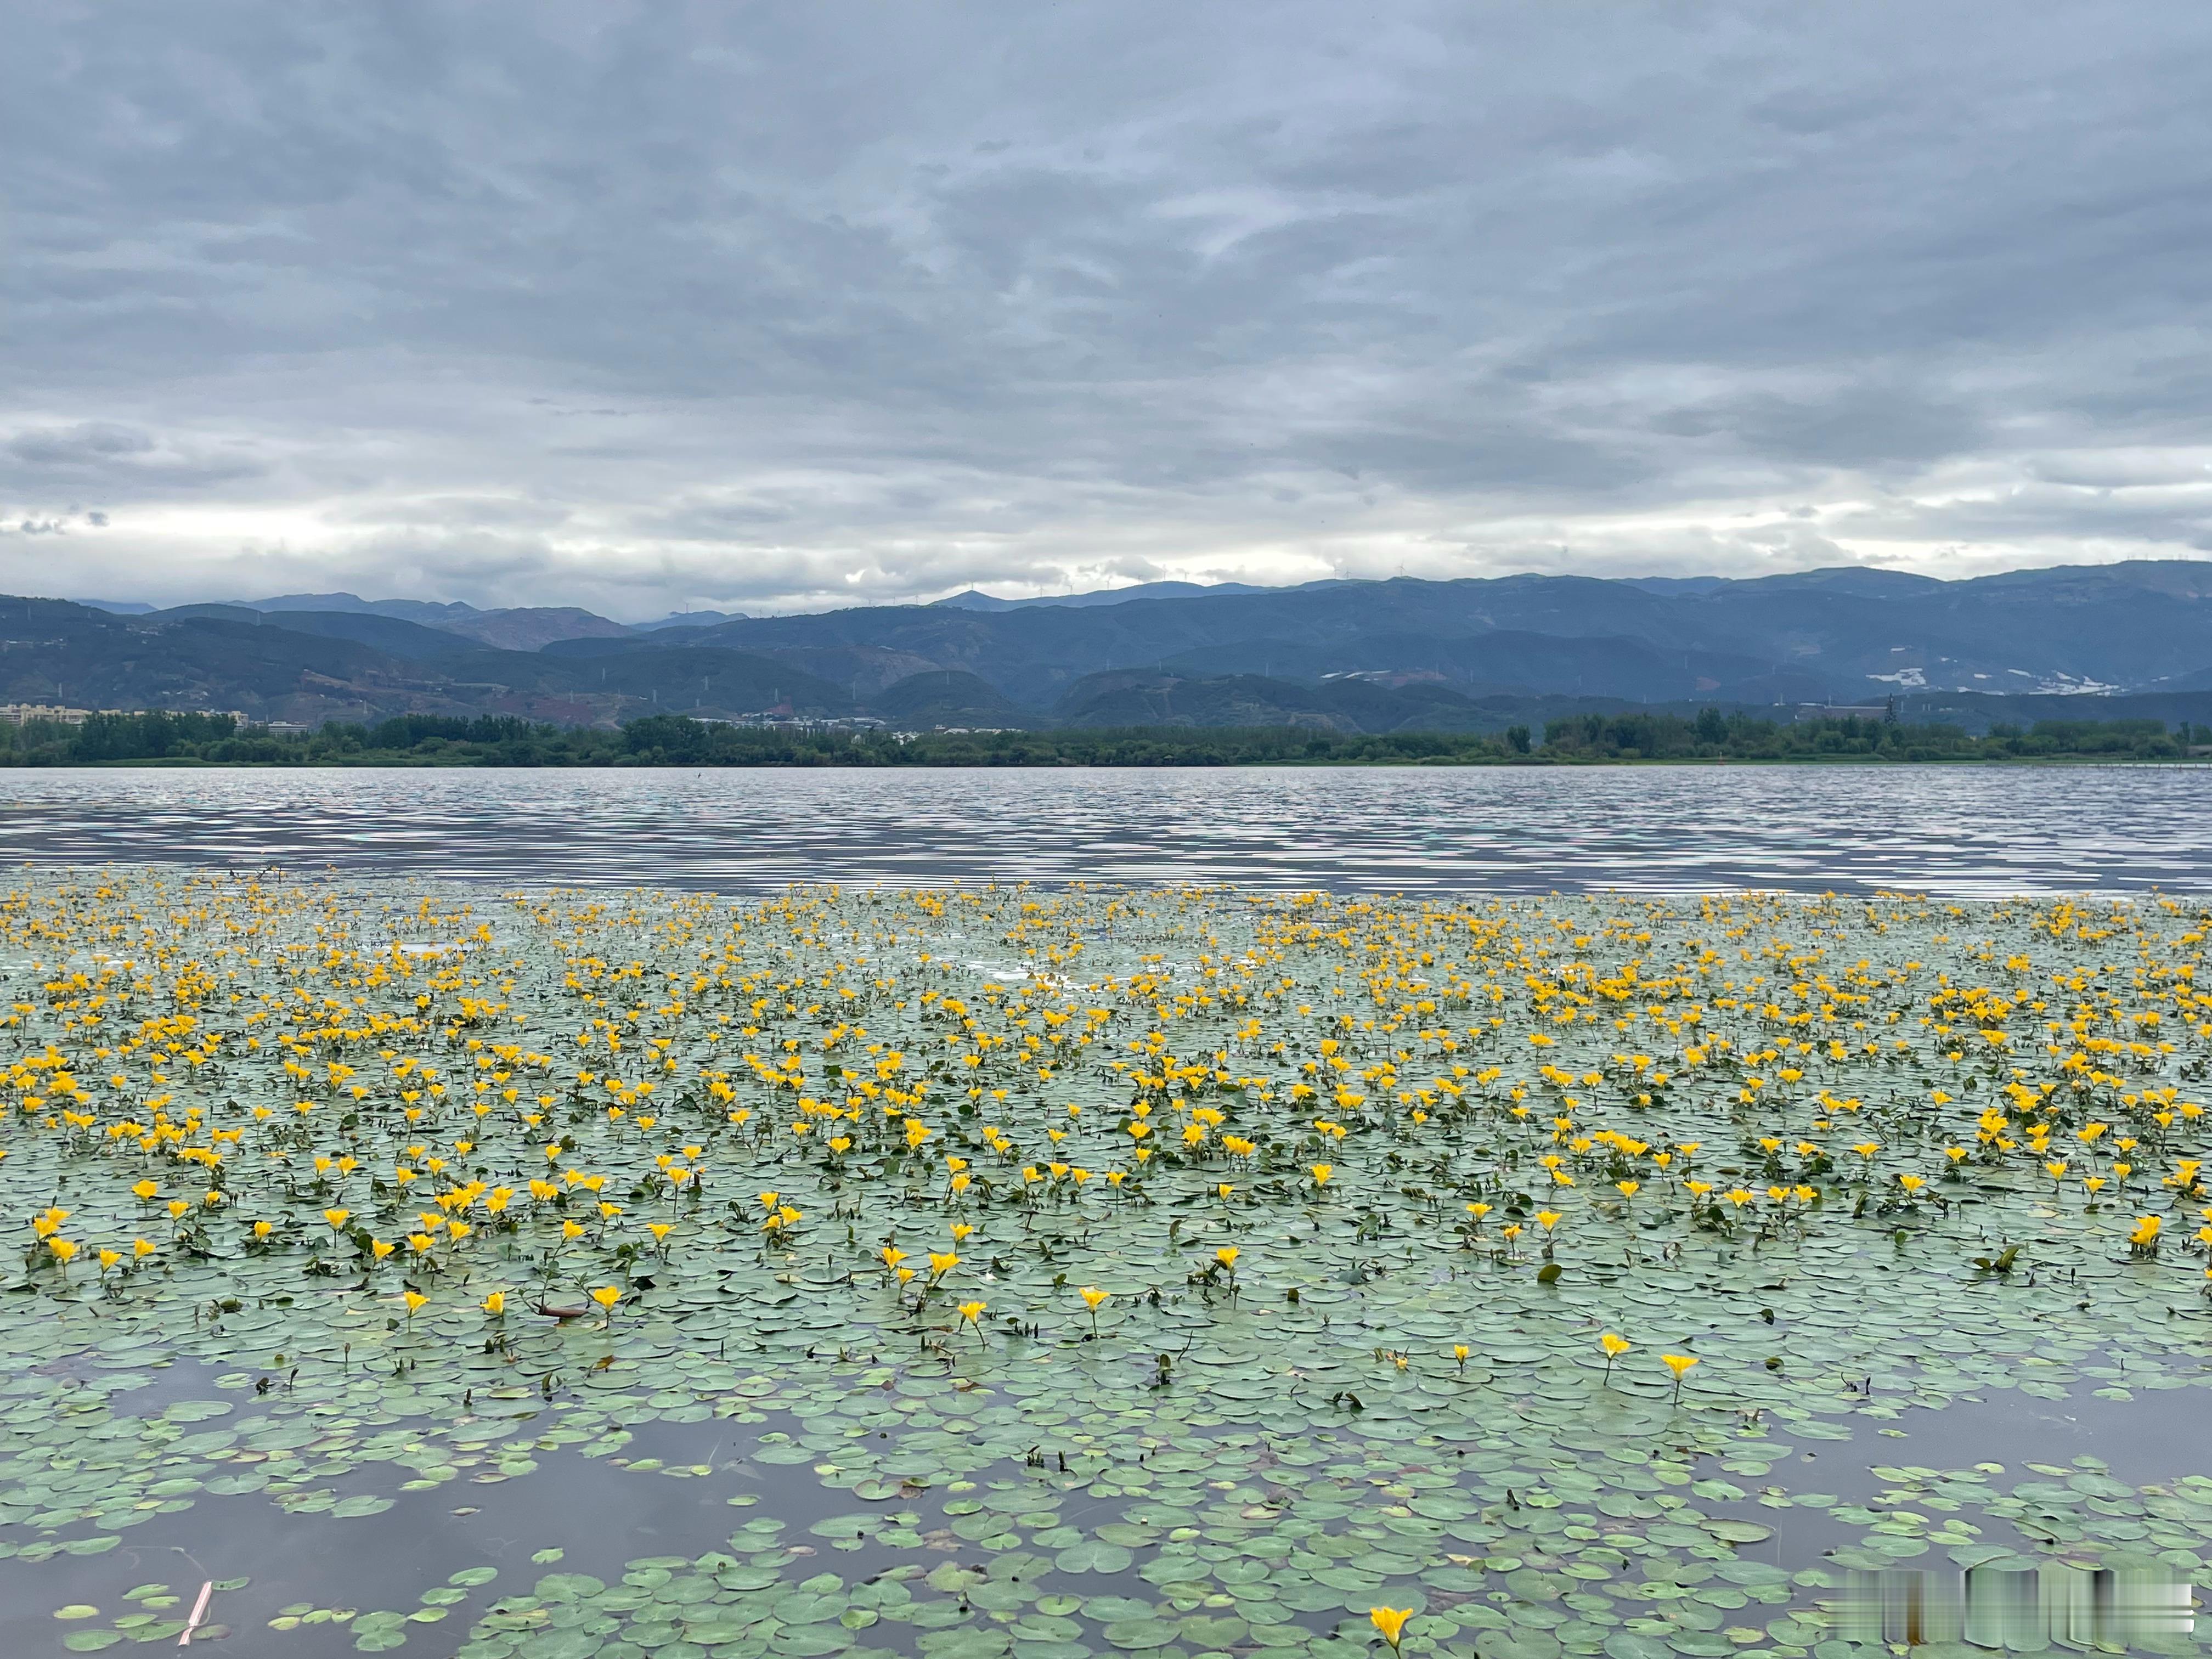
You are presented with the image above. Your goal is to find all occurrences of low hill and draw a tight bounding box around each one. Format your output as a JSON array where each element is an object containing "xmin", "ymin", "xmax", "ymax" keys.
[
  {"xmin": 247, "ymin": 592, "xmax": 633, "ymax": 651},
  {"xmin": 1055, "ymin": 670, "xmax": 1496, "ymax": 733},
  {"xmin": 149, "ymin": 605, "xmax": 486, "ymax": 662},
  {"xmin": 0, "ymin": 596, "xmax": 849, "ymax": 726},
  {"xmin": 872, "ymin": 670, "xmax": 1034, "ymax": 727}
]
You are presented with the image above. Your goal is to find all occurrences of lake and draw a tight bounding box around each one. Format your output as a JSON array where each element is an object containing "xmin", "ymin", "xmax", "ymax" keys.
[{"xmin": 0, "ymin": 764, "xmax": 2206, "ymax": 894}]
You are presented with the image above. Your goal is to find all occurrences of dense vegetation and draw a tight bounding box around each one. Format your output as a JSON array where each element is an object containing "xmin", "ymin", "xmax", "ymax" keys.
[
  {"xmin": 1533, "ymin": 708, "xmax": 2207, "ymax": 761},
  {"xmin": 0, "ymin": 708, "xmax": 2205, "ymax": 766}
]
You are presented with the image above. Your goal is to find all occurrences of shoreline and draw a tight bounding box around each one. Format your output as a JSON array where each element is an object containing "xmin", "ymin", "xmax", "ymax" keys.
[{"xmin": 14, "ymin": 752, "xmax": 2211, "ymax": 770}]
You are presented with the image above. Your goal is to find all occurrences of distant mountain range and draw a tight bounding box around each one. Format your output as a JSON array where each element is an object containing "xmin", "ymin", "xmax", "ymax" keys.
[
  {"xmin": 22, "ymin": 560, "xmax": 2212, "ymax": 734},
  {"xmin": 100, "ymin": 591, "xmax": 747, "ymax": 652}
]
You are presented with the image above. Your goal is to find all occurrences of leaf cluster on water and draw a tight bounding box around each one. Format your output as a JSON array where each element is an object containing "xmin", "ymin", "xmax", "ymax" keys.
[{"xmin": 2, "ymin": 873, "xmax": 2210, "ymax": 1655}]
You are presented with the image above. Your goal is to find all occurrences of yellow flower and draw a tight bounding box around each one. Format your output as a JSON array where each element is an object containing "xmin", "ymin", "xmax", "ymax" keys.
[
  {"xmin": 959, "ymin": 1299, "xmax": 986, "ymax": 1323},
  {"xmin": 131, "ymin": 1180, "xmax": 159, "ymax": 1202},
  {"xmin": 1661, "ymin": 1352, "xmax": 1700, "ymax": 1400},
  {"xmin": 370, "ymin": 1238, "xmax": 396, "ymax": 1260},
  {"xmin": 482, "ymin": 1290, "xmax": 506, "ymax": 1316},
  {"xmin": 402, "ymin": 1290, "xmax": 427, "ymax": 1317},
  {"xmin": 928, "ymin": 1251, "xmax": 958, "ymax": 1278},
  {"xmin": 47, "ymin": 1237, "xmax": 77, "ymax": 1263},
  {"xmin": 2130, "ymin": 1215, "xmax": 2162, "ymax": 1248},
  {"xmin": 1535, "ymin": 1209, "xmax": 1561, "ymax": 1231},
  {"xmin": 590, "ymin": 1285, "xmax": 622, "ymax": 1311},
  {"xmin": 1310, "ymin": 1163, "xmax": 1334, "ymax": 1186},
  {"xmin": 1369, "ymin": 1607, "xmax": 1414, "ymax": 1650},
  {"xmin": 97, "ymin": 1248, "xmax": 121, "ymax": 1271},
  {"xmin": 1080, "ymin": 1285, "xmax": 1109, "ymax": 1309},
  {"xmin": 132, "ymin": 1238, "xmax": 155, "ymax": 1259},
  {"xmin": 1215, "ymin": 1246, "xmax": 1240, "ymax": 1271},
  {"xmin": 1600, "ymin": 1333, "xmax": 1631, "ymax": 1357}
]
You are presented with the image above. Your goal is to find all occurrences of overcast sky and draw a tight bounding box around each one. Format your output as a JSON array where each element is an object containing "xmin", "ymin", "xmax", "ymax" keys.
[{"xmin": 5, "ymin": 3, "xmax": 2210, "ymax": 619}]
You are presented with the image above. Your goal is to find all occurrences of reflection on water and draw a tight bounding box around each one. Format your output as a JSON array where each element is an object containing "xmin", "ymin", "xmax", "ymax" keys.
[
  {"xmin": 0, "ymin": 765, "xmax": 2208, "ymax": 894},
  {"xmin": 1696, "ymin": 1378, "xmax": 2211, "ymax": 1634}
]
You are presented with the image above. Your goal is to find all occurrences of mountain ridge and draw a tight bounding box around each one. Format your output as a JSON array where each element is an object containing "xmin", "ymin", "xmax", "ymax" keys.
[{"xmin": 8, "ymin": 560, "xmax": 2211, "ymax": 730}]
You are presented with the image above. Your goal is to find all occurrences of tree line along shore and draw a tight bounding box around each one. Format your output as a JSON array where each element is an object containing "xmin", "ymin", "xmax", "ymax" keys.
[{"xmin": 0, "ymin": 708, "xmax": 2204, "ymax": 768}]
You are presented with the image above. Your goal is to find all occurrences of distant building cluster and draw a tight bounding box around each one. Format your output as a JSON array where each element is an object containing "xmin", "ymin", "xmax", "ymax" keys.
[
  {"xmin": 706, "ymin": 713, "xmax": 891, "ymax": 732},
  {"xmin": 1793, "ymin": 701, "xmax": 1895, "ymax": 723},
  {"xmin": 0, "ymin": 703, "xmax": 99, "ymax": 726},
  {"xmin": 687, "ymin": 712, "xmax": 1018, "ymax": 739},
  {"xmin": 0, "ymin": 703, "xmax": 250, "ymax": 727}
]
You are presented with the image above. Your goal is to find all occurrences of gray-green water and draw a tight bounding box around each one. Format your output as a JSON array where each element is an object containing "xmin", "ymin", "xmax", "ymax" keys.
[{"xmin": 0, "ymin": 765, "xmax": 2207, "ymax": 893}]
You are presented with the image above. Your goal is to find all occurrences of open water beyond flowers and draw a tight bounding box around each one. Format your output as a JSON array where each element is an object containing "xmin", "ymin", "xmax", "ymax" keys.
[{"xmin": 3, "ymin": 872, "xmax": 2211, "ymax": 1657}]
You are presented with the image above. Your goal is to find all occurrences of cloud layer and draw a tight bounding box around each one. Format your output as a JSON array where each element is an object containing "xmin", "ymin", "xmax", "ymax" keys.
[{"xmin": 5, "ymin": 1, "xmax": 2210, "ymax": 617}]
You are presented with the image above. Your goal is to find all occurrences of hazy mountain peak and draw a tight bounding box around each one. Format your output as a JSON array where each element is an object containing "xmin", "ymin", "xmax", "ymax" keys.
[
  {"xmin": 934, "ymin": 579, "xmax": 1293, "ymax": 611},
  {"xmin": 251, "ymin": 593, "xmax": 488, "ymax": 623},
  {"xmin": 637, "ymin": 609, "xmax": 750, "ymax": 629}
]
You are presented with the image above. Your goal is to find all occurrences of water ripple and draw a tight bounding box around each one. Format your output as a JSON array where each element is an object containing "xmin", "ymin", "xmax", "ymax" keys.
[{"xmin": 0, "ymin": 765, "xmax": 2204, "ymax": 895}]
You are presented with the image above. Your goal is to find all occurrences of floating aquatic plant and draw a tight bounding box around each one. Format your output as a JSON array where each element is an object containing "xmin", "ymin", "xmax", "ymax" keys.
[{"xmin": 0, "ymin": 874, "xmax": 2209, "ymax": 1652}]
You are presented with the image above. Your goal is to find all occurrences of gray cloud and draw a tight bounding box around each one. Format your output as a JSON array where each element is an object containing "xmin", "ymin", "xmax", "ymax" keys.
[
  {"xmin": 6, "ymin": 424, "xmax": 155, "ymax": 466},
  {"xmin": 2, "ymin": 0, "xmax": 2209, "ymax": 617}
]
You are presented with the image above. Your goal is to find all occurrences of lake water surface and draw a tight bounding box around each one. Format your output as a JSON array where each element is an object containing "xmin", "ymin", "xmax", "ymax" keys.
[{"xmin": 0, "ymin": 765, "xmax": 2205, "ymax": 895}]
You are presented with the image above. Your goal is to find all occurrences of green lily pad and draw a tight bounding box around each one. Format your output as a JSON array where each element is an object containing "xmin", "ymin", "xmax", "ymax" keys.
[
  {"xmin": 1103, "ymin": 1619, "xmax": 1184, "ymax": 1649},
  {"xmin": 1056, "ymin": 1541, "xmax": 1133, "ymax": 1574},
  {"xmin": 1701, "ymin": 1520, "xmax": 1773, "ymax": 1544}
]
